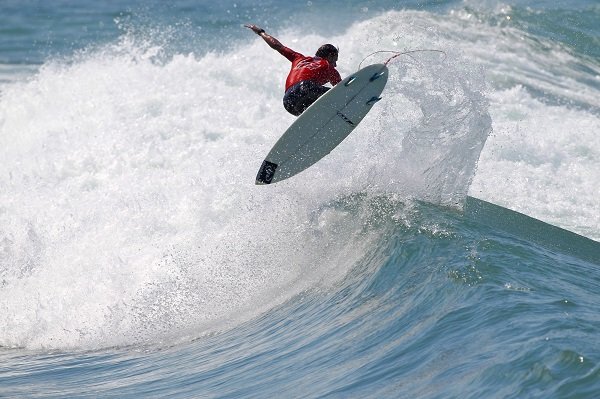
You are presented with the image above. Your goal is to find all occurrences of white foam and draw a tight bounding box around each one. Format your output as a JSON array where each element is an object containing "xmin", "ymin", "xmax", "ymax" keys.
[
  {"xmin": 471, "ymin": 86, "xmax": 600, "ymax": 240},
  {"xmin": 429, "ymin": 8, "xmax": 600, "ymax": 240},
  {"xmin": 0, "ymin": 35, "xmax": 387, "ymax": 349}
]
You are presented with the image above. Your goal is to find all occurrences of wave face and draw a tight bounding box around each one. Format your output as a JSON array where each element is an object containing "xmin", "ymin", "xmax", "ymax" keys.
[
  {"xmin": 2, "ymin": 196, "xmax": 599, "ymax": 397},
  {"xmin": 0, "ymin": 0, "xmax": 599, "ymax": 397}
]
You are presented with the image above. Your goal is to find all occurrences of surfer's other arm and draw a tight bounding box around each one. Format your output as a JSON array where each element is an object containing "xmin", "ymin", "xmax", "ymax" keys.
[{"xmin": 244, "ymin": 24, "xmax": 285, "ymax": 52}]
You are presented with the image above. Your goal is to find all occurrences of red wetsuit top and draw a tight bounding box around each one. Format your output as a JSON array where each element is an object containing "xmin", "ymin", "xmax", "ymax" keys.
[{"xmin": 278, "ymin": 46, "xmax": 342, "ymax": 92}]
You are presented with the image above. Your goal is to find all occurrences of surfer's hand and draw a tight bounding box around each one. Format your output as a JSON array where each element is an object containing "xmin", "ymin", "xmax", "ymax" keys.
[{"xmin": 245, "ymin": 24, "xmax": 265, "ymax": 35}]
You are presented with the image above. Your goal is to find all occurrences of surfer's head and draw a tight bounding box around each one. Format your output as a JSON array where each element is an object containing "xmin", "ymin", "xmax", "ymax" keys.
[{"xmin": 316, "ymin": 44, "xmax": 338, "ymax": 67}]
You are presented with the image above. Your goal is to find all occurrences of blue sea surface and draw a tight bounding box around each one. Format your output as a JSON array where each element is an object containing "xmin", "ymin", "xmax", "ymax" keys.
[{"xmin": 1, "ymin": 1, "xmax": 599, "ymax": 398}]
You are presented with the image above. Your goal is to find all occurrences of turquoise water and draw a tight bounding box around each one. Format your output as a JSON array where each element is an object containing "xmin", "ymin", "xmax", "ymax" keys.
[{"xmin": 1, "ymin": 1, "xmax": 599, "ymax": 398}]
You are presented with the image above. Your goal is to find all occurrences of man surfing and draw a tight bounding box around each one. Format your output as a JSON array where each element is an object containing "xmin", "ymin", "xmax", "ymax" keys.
[{"xmin": 245, "ymin": 24, "xmax": 341, "ymax": 116}]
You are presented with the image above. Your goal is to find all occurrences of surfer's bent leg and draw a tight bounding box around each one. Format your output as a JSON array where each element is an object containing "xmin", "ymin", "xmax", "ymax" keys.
[{"xmin": 283, "ymin": 80, "xmax": 330, "ymax": 116}]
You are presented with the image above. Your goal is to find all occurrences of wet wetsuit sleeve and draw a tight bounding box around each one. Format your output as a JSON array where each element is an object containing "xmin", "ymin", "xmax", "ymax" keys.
[
  {"xmin": 330, "ymin": 69, "xmax": 342, "ymax": 86},
  {"xmin": 278, "ymin": 46, "xmax": 302, "ymax": 62}
]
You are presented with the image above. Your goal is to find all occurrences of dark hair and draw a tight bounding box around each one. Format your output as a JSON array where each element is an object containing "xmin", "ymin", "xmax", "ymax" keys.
[{"xmin": 315, "ymin": 44, "xmax": 338, "ymax": 58}]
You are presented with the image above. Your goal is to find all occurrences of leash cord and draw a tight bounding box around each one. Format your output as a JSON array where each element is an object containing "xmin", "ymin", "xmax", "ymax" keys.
[{"xmin": 358, "ymin": 49, "xmax": 447, "ymax": 69}]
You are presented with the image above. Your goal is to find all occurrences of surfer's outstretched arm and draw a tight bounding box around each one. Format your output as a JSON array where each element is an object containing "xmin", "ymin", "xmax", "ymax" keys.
[{"xmin": 245, "ymin": 24, "xmax": 285, "ymax": 52}]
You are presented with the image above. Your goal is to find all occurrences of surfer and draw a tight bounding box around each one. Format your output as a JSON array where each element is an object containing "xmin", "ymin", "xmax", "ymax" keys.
[{"xmin": 245, "ymin": 24, "xmax": 342, "ymax": 116}]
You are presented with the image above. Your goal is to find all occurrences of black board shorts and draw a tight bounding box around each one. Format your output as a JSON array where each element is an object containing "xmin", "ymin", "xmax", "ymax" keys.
[{"xmin": 283, "ymin": 80, "xmax": 330, "ymax": 116}]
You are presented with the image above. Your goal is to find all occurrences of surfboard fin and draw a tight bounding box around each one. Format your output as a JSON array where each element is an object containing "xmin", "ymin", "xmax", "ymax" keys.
[
  {"xmin": 366, "ymin": 96, "xmax": 382, "ymax": 105},
  {"xmin": 370, "ymin": 71, "xmax": 386, "ymax": 81},
  {"xmin": 344, "ymin": 76, "xmax": 357, "ymax": 86}
]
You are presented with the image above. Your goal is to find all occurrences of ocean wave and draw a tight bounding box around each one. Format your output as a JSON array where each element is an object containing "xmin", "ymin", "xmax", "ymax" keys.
[{"xmin": 1, "ymin": 6, "xmax": 598, "ymax": 351}]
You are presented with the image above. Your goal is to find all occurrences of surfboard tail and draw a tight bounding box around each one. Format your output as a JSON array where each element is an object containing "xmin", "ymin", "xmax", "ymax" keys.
[{"xmin": 256, "ymin": 160, "xmax": 278, "ymax": 185}]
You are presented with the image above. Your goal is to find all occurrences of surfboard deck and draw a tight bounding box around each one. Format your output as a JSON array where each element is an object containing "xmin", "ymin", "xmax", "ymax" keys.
[{"xmin": 256, "ymin": 63, "xmax": 389, "ymax": 185}]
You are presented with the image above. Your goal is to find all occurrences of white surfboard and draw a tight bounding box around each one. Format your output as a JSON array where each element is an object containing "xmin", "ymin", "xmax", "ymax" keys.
[{"xmin": 256, "ymin": 63, "xmax": 388, "ymax": 185}]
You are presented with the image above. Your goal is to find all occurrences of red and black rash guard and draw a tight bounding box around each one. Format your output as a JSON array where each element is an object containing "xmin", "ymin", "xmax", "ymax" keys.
[{"xmin": 278, "ymin": 46, "xmax": 341, "ymax": 92}]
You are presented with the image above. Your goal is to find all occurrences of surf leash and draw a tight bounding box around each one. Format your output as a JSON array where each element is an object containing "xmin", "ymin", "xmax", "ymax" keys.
[{"xmin": 358, "ymin": 49, "xmax": 447, "ymax": 69}]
